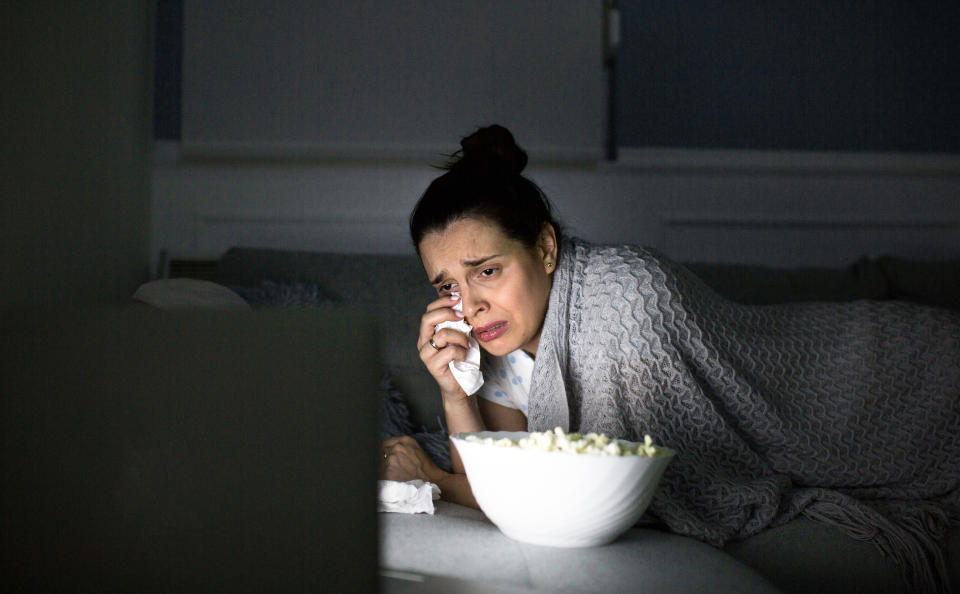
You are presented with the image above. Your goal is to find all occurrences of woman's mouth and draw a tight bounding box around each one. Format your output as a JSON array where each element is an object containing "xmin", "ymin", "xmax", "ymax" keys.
[{"xmin": 474, "ymin": 321, "xmax": 508, "ymax": 342}]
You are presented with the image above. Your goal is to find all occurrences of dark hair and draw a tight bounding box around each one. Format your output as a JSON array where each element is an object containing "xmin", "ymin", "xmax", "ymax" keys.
[{"xmin": 409, "ymin": 125, "xmax": 563, "ymax": 253}]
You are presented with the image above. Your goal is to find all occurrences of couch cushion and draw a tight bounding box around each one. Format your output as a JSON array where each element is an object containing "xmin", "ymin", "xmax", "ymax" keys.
[
  {"xmin": 231, "ymin": 279, "xmax": 339, "ymax": 309},
  {"xmin": 381, "ymin": 502, "xmax": 782, "ymax": 593},
  {"xmin": 216, "ymin": 247, "xmax": 958, "ymax": 430},
  {"xmin": 723, "ymin": 517, "xmax": 960, "ymax": 594}
]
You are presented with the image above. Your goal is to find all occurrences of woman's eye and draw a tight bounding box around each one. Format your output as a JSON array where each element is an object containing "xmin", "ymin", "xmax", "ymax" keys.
[
  {"xmin": 479, "ymin": 267, "xmax": 497, "ymax": 278},
  {"xmin": 439, "ymin": 283, "xmax": 456, "ymax": 294}
]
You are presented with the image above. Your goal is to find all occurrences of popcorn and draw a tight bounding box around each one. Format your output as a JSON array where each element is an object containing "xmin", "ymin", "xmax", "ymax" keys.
[{"xmin": 465, "ymin": 427, "xmax": 662, "ymax": 457}]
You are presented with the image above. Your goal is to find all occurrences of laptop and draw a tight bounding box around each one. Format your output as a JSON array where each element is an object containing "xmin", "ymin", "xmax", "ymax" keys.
[{"xmin": 1, "ymin": 307, "xmax": 380, "ymax": 592}]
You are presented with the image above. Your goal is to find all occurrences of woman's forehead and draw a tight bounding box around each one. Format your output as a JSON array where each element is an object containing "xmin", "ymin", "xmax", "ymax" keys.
[{"xmin": 420, "ymin": 219, "xmax": 518, "ymax": 276}]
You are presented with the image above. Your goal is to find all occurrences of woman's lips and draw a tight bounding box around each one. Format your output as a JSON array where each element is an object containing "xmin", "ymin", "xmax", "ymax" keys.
[{"xmin": 473, "ymin": 321, "xmax": 508, "ymax": 342}]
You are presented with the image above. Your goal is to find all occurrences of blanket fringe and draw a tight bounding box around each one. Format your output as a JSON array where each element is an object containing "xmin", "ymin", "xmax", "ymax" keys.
[{"xmin": 800, "ymin": 492, "xmax": 953, "ymax": 594}]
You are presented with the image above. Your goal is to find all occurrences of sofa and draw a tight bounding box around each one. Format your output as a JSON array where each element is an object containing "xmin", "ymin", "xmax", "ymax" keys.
[
  {"xmin": 7, "ymin": 246, "xmax": 955, "ymax": 592},
  {"xmin": 202, "ymin": 246, "xmax": 959, "ymax": 594}
]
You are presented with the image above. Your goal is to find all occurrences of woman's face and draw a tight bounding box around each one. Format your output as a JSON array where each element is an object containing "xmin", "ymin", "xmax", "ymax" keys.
[{"xmin": 418, "ymin": 217, "xmax": 556, "ymax": 358}]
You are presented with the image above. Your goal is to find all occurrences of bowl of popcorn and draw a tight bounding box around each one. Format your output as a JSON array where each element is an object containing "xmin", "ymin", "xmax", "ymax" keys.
[{"xmin": 450, "ymin": 428, "xmax": 675, "ymax": 547}]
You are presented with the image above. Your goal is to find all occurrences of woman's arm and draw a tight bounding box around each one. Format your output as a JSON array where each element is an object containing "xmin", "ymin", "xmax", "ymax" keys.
[
  {"xmin": 478, "ymin": 397, "xmax": 527, "ymax": 432},
  {"xmin": 443, "ymin": 398, "xmax": 526, "ymax": 508},
  {"xmin": 382, "ymin": 398, "xmax": 526, "ymax": 509},
  {"xmin": 384, "ymin": 293, "xmax": 528, "ymax": 507},
  {"xmin": 445, "ymin": 396, "xmax": 527, "ymax": 476},
  {"xmin": 381, "ymin": 433, "xmax": 479, "ymax": 507}
]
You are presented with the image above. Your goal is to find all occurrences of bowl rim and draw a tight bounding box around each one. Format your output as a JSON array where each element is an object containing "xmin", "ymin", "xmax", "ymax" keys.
[{"xmin": 450, "ymin": 430, "xmax": 677, "ymax": 459}]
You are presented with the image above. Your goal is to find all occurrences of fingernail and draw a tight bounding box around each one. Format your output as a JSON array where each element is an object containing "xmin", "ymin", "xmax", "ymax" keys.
[{"xmin": 455, "ymin": 310, "xmax": 464, "ymax": 318}]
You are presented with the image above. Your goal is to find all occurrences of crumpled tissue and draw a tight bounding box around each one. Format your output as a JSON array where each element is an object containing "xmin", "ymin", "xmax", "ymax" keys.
[
  {"xmin": 434, "ymin": 292, "xmax": 484, "ymax": 395},
  {"xmin": 378, "ymin": 480, "xmax": 441, "ymax": 514}
]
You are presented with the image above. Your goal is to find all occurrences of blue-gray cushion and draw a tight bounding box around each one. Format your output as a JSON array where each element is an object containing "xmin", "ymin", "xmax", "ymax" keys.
[
  {"xmin": 218, "ymin": 248, "xmax": 441, "ymax": 428},
  {"xmin": 378, "ymin": 373, "xmax": 451, "ymax": 473},
  {"xmin": 230, "ymin": 280, "xmax": 338, "ymax": 309}
]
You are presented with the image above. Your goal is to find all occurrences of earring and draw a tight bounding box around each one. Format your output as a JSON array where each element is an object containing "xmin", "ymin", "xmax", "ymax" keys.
[{"xmin": 546, "ymin": 262, "xmax": 553, "ymax": 268}]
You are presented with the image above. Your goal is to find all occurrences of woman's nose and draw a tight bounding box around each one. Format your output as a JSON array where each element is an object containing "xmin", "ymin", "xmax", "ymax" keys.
[{"xmin": 461, "ymin": 290, "xmax": 487, "ymax": 320}]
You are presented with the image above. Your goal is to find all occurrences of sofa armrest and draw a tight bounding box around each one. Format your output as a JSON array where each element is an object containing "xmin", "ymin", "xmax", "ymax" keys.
[
  {"xmin": 878, "ymin": 256, "xmax": 960, "ymax": 311},
  {"xmin": 685, "ymin": 259, "xmax": 889, "ymax": 305}
]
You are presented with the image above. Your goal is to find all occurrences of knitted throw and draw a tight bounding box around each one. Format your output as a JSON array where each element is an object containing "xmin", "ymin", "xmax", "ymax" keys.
[{"xmin": 527, "ymin": 239, "xmax": 960, "ymax": 593}]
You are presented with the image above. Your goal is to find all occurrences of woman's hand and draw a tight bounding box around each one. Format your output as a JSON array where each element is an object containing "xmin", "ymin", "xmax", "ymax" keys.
[
  {"xmin": 417, "ymin": 295, "xmax": 472, "ymax": 403},
  {"xmin": 381, "ymin": 435, "xmax": 444, "ymax": 484},
  {"xmin": 380, "ymin": 435, "xmax": 479, "ymax": 508}
]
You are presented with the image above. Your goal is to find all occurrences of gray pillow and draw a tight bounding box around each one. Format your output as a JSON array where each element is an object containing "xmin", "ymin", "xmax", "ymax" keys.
[{"xmin": 133, "ymin": 278, "xmax": 251, "ymax": 310}]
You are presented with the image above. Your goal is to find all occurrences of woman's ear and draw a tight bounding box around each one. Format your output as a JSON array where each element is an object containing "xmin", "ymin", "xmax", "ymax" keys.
[{"xmin": 537, "ymin": 223, "xmax": 558, "ymax": 273}]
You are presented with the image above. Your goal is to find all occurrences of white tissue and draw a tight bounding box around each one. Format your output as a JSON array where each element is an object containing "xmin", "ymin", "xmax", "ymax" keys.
[
  {"xmin": 434, "ymin": 293, "xmax": 484, "ymax": 395},
  {"xmin": 378, "ymin": 480, "xmax": 441, "ymax": 514}
]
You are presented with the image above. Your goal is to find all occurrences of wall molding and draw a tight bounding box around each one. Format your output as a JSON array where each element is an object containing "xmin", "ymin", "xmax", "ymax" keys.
[
  {"xmin": 157, "ymin": 141, "xmax": 960, "ymax": 175},
  {"xmin": 662, "ymin": 216, "xmax": 959, "ymax": 230},
  {"xmin": 193, "ymin": 210, "xmax": 412, "ymax": 257},
  {"xmin": 176, "ymin": 141, "xmax": 601, "ymax": 167},
  {"xmin": 196, "ymin": 211, "xmax": 405, "ymax": 226}
]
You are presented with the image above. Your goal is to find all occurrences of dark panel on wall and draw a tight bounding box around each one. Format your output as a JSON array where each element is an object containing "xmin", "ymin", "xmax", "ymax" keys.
[{"xmin": 615, "ymin": 0, "xmax": 960, "ymax": 152}]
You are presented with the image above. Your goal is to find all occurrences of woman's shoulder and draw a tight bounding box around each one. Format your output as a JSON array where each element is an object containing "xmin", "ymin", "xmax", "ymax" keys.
[
  {"xmin": 561, "ymin": 237, "xmax": 720, "ymax": 308},
  {"xmin": 562, "ymin": 236, "xmax": 674, "ymax": 272}
]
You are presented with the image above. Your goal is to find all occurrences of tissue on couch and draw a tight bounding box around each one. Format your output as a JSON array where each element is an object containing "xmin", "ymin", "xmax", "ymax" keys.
[{"xmin": 378, "ymin": 480, "xmax": 441, "ymax": 515}]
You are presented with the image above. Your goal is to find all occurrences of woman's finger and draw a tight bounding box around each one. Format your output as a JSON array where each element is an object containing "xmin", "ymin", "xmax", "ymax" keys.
[
  {"xmin": 382, "ymin": 435, "xmax": 417, "ymax": 449},
  {"xmin": 417, "ymin": 329, "xmax": 469, "ymax": 367},
  {"xmin": 417, "ymin": 319, "xmax": 465, "ymax": 352},
  {"xmin": 382, "ymin": 451, "xmax": 417, "ymax": 481},
  {"xmin": 424, "ymin": 294, "xmax": 461, "ymax": 313},
  {"xmin": 418, "ymin": 298, "xmax": 465, "ymax": 347},
  {"xmin": 420, "ymin": 343, "xmax": 468, "ymax": 372},
  {"xmin": 382, "ymin": 436, "xmax": 423, "ymax": 462},
  {"xmin": 420, "ymin": 298, "xmax": 463, "ymax": 329},
  {"xmin": 425, "ymin": 327, "xmax": 470, "ymax": 351}
]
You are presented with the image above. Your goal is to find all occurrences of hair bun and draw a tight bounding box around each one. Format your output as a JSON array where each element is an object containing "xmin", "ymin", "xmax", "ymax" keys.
[{"xmin": 457, "ymin": 125, "xmax": 528, "ymax": 175}]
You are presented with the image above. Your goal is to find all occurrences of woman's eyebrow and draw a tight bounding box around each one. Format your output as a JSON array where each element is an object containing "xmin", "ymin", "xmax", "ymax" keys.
[
  {"xmin": 462, "ymin": 254, "xmax": 499, "ymax": 268},
  {"xmin": 431, "ymin": 254, "xmax": 500, "ymax": 285}
]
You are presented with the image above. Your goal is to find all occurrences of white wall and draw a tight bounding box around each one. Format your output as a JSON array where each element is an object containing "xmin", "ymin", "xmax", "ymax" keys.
[{"xmin": 151, "ymin": 143, "xmax": 960, "ymax": 269}]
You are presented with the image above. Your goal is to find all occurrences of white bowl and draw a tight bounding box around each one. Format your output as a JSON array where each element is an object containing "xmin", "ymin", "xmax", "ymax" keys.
[{"xmin": 450, "ymin": 431, "xmax": 675, "ymax": 547}]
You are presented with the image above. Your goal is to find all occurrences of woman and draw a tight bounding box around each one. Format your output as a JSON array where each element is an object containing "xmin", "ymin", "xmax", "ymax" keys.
[
  {"xmin": 382, "ymin": 125, "xmax": 960, "ymax": 593},
  {"xmin": 381, "ymin": 124, "xmax": 559, "ymax": 508}
]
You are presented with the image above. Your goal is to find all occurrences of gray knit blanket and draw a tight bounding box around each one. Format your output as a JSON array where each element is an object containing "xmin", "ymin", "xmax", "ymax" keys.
[{"xmin": 528, "ymin": 239, "xmax": 960, "ymax": 594}]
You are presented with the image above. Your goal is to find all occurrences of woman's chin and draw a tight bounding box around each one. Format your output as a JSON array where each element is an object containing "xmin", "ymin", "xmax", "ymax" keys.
[{"xmin": 478, "ymin": 340, "xmax": 513, "ymax": 358}]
